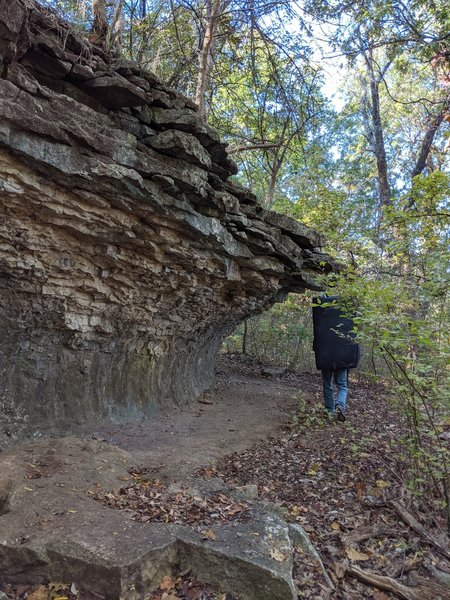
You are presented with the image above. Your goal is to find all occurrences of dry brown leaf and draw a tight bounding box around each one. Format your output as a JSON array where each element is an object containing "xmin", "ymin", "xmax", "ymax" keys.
[
  {"xmin": 372, "ymin": 591, "xmax": 390, "ymax": 600},
  {"xmin": 375, "ymin": 479, "xmax": 390, "ymax": 489},
  {"xmin": 159, "ymin": 575, "xmax": 176, "ymax": 591},
  {"xmin": 345, "ymin": 546, "xmax": 370, "ymax": 561},
  {"xmin": 201, "ymin": 528, "xmax": 217, "ymax": 540},
  {"xmin": 333, "ymin": 559, "xmax": 348, "ymax": 579},
  {"xmin": 355, "ymin": 482, "xmax": 365, "ymax": 502},
  {"xmin": 28, "ymin": 586, "xmax": 48, "ymax": 600},
  {"xmin": 270, "ymin": 548, "xmax": 287, "ymax": 562},
  {"xmin": 290, "ymin": 505, "xmax": 302, "ymax": 516},
  {"xmin": 202, "ymin": 467, "xmax": 216, "ymax": 478}
]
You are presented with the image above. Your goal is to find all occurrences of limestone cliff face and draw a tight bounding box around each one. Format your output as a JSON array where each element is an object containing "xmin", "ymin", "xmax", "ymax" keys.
[{"xmin": 0, "ymin": 0, "xmax": 335, "ymax": 440}]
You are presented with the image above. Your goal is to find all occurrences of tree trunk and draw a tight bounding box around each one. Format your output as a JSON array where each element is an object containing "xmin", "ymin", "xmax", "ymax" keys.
[
  {"xmin": 110, "ymin": 0, "xmax": 124, "ymax": 50},
  {"xmin": 360, "ymin": 45, "xmax": 393, "ymax": 222},
  {"xmin": 77, "ymin": 0, "xmax": 87, "ymax": 18},
  {"xmin": 140, "ymin": 0, "xmax": 147, "ymax": 19},
  {"xmin": 412, "ymin": 94, "xmax": 450, "ymax": 179},
  {"xmin": 265, "ymin": 162, "xmax": 280, "ymax": 208},
  {"xmin": 195, "ymin": 0, "xmax": 222, "ymax": 120},
  {"xmin": 92, "ymin": 0, "xmax": 108, "ymax": 43},
  {"xmin": 365, "ymin": 52, "xmax": 392, "ymax": 210},
  {"xmin": 370, "ymin": 78, "xmax": 391, "ymax": 208},
  {"xmin": 242, "ymin": 319, "xmax": 248, "ymax": 355}
]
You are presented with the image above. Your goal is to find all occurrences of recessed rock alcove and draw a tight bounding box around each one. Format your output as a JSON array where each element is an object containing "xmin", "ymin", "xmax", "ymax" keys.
[{"xmin": 0, "ymin": 0, "xmax": 335, "ymax": 442}]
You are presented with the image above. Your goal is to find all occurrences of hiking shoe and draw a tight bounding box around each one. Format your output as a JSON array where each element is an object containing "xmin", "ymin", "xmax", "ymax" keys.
[{"xmin": 336, "ymin": 406, "xmax": 346, "ymax": 422}]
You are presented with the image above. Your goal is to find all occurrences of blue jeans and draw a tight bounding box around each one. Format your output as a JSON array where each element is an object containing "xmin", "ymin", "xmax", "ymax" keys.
[{"xmin": 322, "ymin": 369, "xmax": 348, "ymax": 413}]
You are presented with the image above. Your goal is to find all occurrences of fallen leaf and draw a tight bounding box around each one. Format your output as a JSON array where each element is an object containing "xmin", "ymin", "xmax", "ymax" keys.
[
  {"xmin": 48, "ymin": 582, "xmax": 71, "ymax": 600},
  {"xmin": 159, "ymin": 575, "xmax": 176, "ymax": 591},
  {"xmin": 373, "ymin": 592, "xmax": 390, "ymax": 600},
  {"xmin": 307, "ymin": 463, "xmax": 320, "ymax": 476},
  {"xmin": 201, "ymin": 528, "xmax": 217, "ymax": 540},
  {"xmin": 333, "ymin": 559, "xmax": 348, "ymax": 579},
  {"xmin": 345, "ymin": 546, "xmax": 370, "ymax": 561},
  {"xmin": 49, "ymin": 582, "xmax": 69, "ymax": 591},
  {"xmin": 270, "ymin": 548, "xmax": 287, "ymax": 562},
  {"xmin": 375, "ymin": 479, "xmax": 390, "ymax": 489},
  {"xmin": 202, "ymin": 467, "xmax": 216, "ymax": 478},
  {"xmin": 28, "ymin": 586, "xmax": 48, "ymax": 600},
  {"xmin": 355, "ymin": 482, "xmax": 365, "ymax": 502}
]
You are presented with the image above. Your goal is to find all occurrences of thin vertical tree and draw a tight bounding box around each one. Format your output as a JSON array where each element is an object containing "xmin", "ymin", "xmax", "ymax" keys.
[{"xmin": 195, "ymin": 0, "xmax": 227, "ymax": 120}]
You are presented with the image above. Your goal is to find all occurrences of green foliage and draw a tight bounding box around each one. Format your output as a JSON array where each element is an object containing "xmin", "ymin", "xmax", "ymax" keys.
[
  {"xmin": 325, "ymin": 174, "xmax": 450, "ymax": 521},
  {"xmin": 294, "ymin": 393, "xmax": 329, "ymax": 430},
  {"xmin": 223, "ymin": 295, "xmax": 315, "ymax": 370}
]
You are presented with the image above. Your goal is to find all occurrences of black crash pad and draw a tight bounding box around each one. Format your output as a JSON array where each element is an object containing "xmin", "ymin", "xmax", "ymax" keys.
[{"xmin": 312, "ymin": 296, "xmax": 360, "ymax": 370}]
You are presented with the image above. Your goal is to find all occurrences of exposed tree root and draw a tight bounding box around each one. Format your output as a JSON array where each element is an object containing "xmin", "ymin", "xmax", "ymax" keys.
[
  {"xmin": 341, "ymin": 526, "xmax": 397, "ymax": 546},
  {"xmin": 391, "ymin": 500, "xmax": 450, "ymax": 561},
  {"xmin": 348, "ymin": 564, "xmax": 449, "ymax": 600}
]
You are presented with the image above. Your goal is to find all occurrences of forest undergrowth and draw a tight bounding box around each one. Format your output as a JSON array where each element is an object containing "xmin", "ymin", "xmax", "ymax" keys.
[{"xmin": 206, "ymin": 375, "xmax": 450, "ymax": 599}]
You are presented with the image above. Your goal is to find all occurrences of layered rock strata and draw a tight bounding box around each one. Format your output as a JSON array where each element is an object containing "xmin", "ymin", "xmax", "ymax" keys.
[{"xmin": 0, "ymin": 0, "xmax": 335, "ymax": 438}]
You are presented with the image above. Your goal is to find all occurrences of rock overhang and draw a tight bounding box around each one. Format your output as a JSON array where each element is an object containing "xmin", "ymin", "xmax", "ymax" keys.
[{"xmin": 0, "ymin": 0, "xmax": 337, "ymax": 440}]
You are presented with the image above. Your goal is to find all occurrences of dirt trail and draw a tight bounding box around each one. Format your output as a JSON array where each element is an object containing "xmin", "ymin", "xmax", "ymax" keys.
[
  {"xmin": 0, "ymin": 354, "xmax": 317, "ymax": 600},
  {"xmin": 95, "ymin": 354, "xmax": 307, "ymax": 477},
  {"xmin": 3, "ymin": 354, "xmax": 449, "ymax": 600}
]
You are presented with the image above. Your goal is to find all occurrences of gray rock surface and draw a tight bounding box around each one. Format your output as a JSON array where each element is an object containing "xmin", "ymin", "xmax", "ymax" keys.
[
  {"xmin": 0, "ymin": 0, "xmax": 337, "ymax": 441},
  {"xmin": 262, "ymin": 367, "xmax": 288, "ymax": 379},
  {"xmin": 0, "ymin": 438, "xmax": 297, "ymax": 599}
]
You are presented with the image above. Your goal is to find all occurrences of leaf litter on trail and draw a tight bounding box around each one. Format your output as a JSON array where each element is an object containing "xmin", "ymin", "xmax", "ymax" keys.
[
  {"xmin": 1, "ymin": 582, "xmax": 79, "ymax": 600},
  {"xmin": 345, "ymin": 547, "xmax": 371, "ymax": 561},
  {"xmin": 88, "ymin": 474, "xmax": 254, "ymax": 529},
  {"xmin": 5, "ymin": 372, "xmax": 449, "ymax": 599},
  {"xmin": 1, "ymin": 574, "xmax": 241, "ymax": 600},
  {"xmin": 207, "ymin": 376, "xmax": 450, "ymax": 599},
  {"xmin": 148, "ymin": 573, "xmax": 241, "ymax": 600}
]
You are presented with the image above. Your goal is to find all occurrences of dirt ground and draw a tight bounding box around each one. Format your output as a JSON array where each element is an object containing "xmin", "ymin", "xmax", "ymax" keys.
[
  {"xmin": 1, "ymin": 353, "xmax": 450, "ymax": 600},
  {"xmin": 94, "ymin": 353, "xmax": 306, "ymax": 477}
]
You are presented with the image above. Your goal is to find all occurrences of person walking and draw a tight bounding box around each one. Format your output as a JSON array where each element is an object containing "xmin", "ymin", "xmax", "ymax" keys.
[
  {"xmin": 321, "ymin": 367, "xmax": 349, "ymax": 421},
  {"xmin": 312, "ymin": 296, "xmax": 360, "ymax": 422}
]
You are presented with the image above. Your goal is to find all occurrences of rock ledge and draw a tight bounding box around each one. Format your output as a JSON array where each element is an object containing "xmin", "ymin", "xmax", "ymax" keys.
[{"xmin": 0, "ymin": 0, "xmax": 335, "ymax": 438}]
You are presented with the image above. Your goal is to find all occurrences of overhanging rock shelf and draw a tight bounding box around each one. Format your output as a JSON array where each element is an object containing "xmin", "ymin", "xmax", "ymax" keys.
[{"xmin": 0, "ymin": 0, "xmax": 336, "ymax": 439}]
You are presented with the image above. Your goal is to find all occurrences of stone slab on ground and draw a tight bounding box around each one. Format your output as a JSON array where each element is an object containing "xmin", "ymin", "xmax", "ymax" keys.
[{"xmin": 0, "ymin": 439, "xmax": 298, "ymax": 599}]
